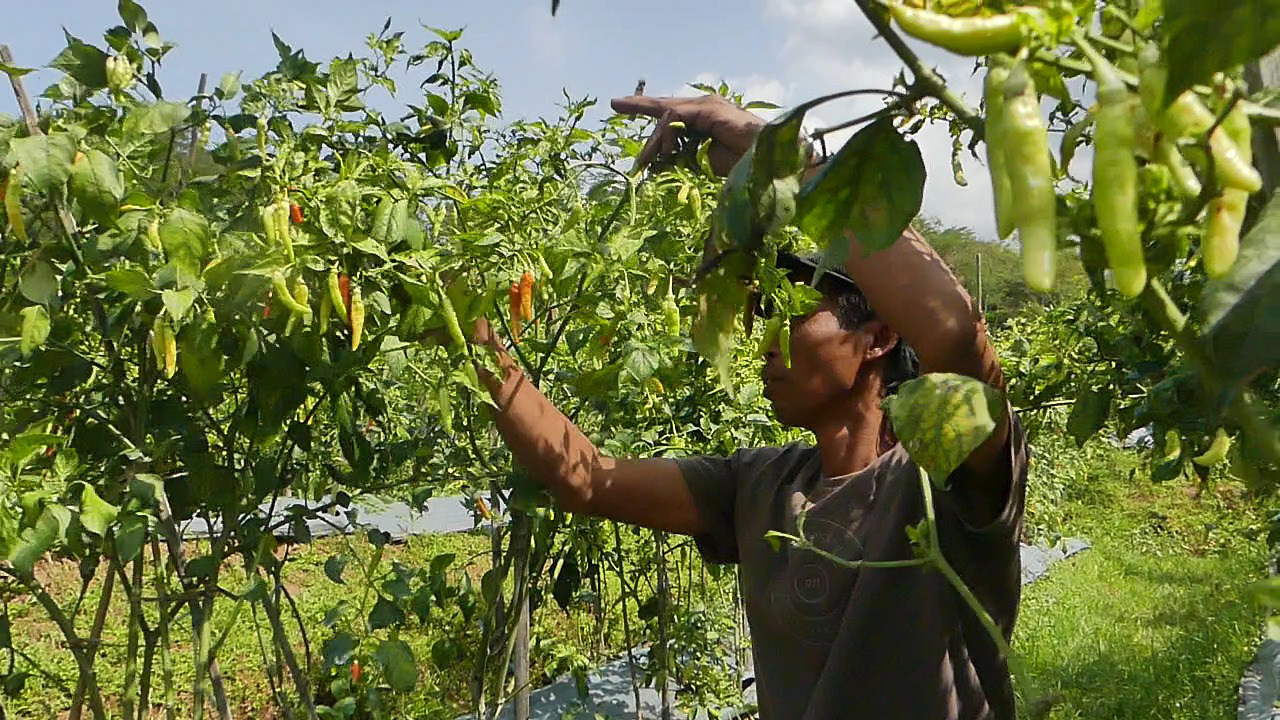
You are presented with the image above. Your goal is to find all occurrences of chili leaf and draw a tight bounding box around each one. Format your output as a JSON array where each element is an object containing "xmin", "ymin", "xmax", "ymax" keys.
[
  {"xmin": 883, "ymin": 373, "xmax": 1006, "ymax": 488},
  {"xmin": 1163, "ymin": 0, "xmax": 1280, "ymax": 104},
  {"xmin": 69, "ymin": 149, "xmax": 124, "ymax": 223},
  {"xmin": 7, "ymin": 134, "xmax": 77, "ymax": 193},
  {"xmin": 376, "ymin": 639, "xmax": 419, "ymax": 692}
]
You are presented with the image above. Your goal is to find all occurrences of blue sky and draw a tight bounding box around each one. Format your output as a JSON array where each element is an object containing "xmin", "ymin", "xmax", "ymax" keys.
[{"xmin": 4, "ymin": 0, "xmax": 1012, "ymax": 239}]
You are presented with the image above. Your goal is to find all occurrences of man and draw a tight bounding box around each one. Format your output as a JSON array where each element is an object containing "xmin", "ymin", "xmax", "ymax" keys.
[{"xmin": 465, "ymin": 93, "xmax": 1028, "ymax": 720}]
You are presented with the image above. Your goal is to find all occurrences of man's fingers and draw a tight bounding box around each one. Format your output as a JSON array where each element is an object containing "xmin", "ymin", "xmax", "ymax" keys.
[
  {"xmin": 633, "ymin": 110, "xmax": 680, "ymax": 173},
  {"xmin": 611, "ymin": 95, "xmax": 680, "ymax": 119}
]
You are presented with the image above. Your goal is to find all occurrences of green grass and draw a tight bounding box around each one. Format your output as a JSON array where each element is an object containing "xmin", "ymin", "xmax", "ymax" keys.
[{"xmin": 1014, "ymin": 424, "xmax": 1270, "ymax": 719}]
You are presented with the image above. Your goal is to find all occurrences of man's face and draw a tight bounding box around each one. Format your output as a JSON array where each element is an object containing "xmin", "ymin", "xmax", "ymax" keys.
[{"xmin": 761, "ymin": 295, "xmax": 870, "ymax": 429}]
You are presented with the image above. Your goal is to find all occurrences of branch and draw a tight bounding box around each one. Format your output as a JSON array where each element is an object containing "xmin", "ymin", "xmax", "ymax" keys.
[{"xmin": 851, "ymin": 0, "xmax": 984, "ymax": 136}]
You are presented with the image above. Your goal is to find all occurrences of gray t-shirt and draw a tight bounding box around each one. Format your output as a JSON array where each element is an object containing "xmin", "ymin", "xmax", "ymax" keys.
[{"xmin": 676, "ymin": 411, "xmax": 1028, "ymax": 720}]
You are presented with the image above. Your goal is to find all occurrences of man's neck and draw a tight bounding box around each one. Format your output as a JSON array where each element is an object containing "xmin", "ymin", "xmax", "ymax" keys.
[{"xmin": 810, "ymin": 380, "xmax": 887, "ymax": 479}]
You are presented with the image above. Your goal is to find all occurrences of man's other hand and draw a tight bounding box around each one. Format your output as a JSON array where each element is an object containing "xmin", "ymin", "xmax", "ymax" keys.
[{"xmin": 611, "ymin": 93, "xmax": 764, "ymax": 176}]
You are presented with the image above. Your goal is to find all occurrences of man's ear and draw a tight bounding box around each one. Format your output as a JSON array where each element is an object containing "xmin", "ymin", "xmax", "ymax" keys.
[{"xmin": 860, "ymin": 320, "xmax": 900, "ymax": 362}]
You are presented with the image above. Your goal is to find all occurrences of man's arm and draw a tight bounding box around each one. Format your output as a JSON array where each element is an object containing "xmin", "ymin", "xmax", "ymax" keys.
[
  {"xmin": 838, "ymin": 224, "xmax": 1013, "ymax": 524},
  {"xmin": 471, "ymin": 320, "xmax": 706, "ymax": 536}
]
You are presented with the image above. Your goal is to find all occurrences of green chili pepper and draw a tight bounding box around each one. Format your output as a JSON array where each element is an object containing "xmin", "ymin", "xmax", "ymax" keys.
[
  {"xmin": 888, "ymin": 4, "xmax": 1027, "ymax": 56},
  {"xmin": 757, "ymin": 316, "xmax": 781, "ymax": 357},
  {"xmin": 350, "ymin": 286, "xmax": 366, "ymax": 351},
  {"xmin": 1156, "ymin": 138, "xmax": 1202, "ymax": 198},
  {"xmin": 1202, "ymin": 103, "xmax": 1252, "ymax": 277},
  {"xmin": 274, "ymin": 200, "xmax": 294, "ymax": 261},
  {"xmin": 437, "ymin": 278, "xmax": 466, "ymax": 351},
  {"xmin": 1163, "ymin": 92, "xmax": 1261, "ymax": 193},
  {"xmin": 984, "ymin": 56, "xmax": 1015, "ymax": 240},
  {"xmin": 271, "ymin": 271, "xmax": 310, "ymax": 316},
  {"xmin": 5, "ymin": 164, "xmax": 27, "ymax": 243},
  {"xmin": 293, "ymin": 278, "xmax": 312, "ymax": 326},
  {"xmin": 1137, "ymin": 43, "xmax": 1167, "ymax": 116},
  {"xmin": 662, "ymin": 279, "xmax": 680, "ymax": 335},
  {"xmin": 438, "ymin": 384, "xmax": 454, "ymax": 435},
  {"xmin": 327, "ymin": 269, "xmax": 349, "ymax": 327},
  {"xmin": 1088, "ymin": 47, "xmax": 1146, "ymax": 298},
  {"xmin": 1003, "ymin": 63, "xmax": 1057, "ymax": 292},
  {"xmin": 319, "ymin": 290, "xmax": 332, "ymax": 334}
]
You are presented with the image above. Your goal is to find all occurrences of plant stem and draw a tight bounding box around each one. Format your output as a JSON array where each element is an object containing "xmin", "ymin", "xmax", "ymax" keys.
[
  {"xmin": 69, "ymin": 557, "xmax": 115, "ymax": 720},
  {"xmin": 120, "ymin": 554, "xmax": 144, "ymax": 720},
  {"xmin": 850, "ymin": 0, "xmax": 984, "ymax": 135},
  {"xmin": 150, "ymin": 539, "xmax": 178, "ymax": 720}
]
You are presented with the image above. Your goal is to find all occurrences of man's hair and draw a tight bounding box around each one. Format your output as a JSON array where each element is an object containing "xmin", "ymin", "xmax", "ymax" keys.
[{"xmin": 818, "ymin": 276, "xmax": 920, "ymax": 396}]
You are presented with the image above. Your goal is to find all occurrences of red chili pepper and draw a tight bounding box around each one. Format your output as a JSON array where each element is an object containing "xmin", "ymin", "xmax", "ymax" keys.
[
  {"xmin": 339, "ymin": 274, "xmax": 351, "ymax": 311},
  {"xmin": 289, "ymin": 203, "xmax": 303, "ymax": 225},
  {"xmin": 351, "ymin": 660, "xmax": 362, "ymax": 684},
  {"xmin": 263, "ymin": 289, "xmax": 273, "ymax": 319}
]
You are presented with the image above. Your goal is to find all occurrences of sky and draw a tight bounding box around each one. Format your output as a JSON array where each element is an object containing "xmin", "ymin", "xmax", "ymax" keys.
[{"xmin": 3, "ymin": 0, "xmax": 1007, "ymax": 240}]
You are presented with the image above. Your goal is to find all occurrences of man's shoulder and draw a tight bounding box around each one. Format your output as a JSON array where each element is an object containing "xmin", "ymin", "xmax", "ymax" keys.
[{"xmin": 732, "ymin": 441, "xmax": 818, "ymax": 479}]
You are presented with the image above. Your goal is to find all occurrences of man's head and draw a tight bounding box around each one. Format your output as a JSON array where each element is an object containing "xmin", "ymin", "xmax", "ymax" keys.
[{"xmin": 760, "ymin": 253, "xmax": 918, "ymax": 429}]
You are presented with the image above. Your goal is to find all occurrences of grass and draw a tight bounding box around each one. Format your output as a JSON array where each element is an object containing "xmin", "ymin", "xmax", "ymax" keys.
[{"xmin": 1013, "ymin": 422, "xmax": 1271, "ymax": 719}]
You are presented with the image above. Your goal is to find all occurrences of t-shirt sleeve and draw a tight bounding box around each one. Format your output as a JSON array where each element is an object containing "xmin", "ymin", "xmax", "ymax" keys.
[
  {"xmin": 674, "ymin": 453, "xmax": 740, "ymax": 564},
  {"xmin": 944, "ymin": 402, "xmax": 1030, "ymax": 537}
]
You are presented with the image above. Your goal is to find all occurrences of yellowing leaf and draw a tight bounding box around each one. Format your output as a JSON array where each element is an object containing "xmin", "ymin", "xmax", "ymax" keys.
[{"xmin": 883, "ymin": 373, "xmax": 1006, "ymax": 488}]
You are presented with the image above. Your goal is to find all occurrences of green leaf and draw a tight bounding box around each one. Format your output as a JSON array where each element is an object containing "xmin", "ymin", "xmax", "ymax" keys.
[
  {"xmin": 623, "ymin": 343, "xmax": 661, "ymax": 383},
  {"xmin": 376, "ymin": 639, "xmax": 419, "ymax": 692},
  {"xmin": 177, "ymin": 317, "xmax": 225, "ymax": 401},
  {"xmin": 161, "ymin": 288, "xmax": 196, "ymax": 323},
  {"xmin": 49, "ymin": 32, "xmax": 108, "ymax": 89},
  {"xmin": 1163, "ymin": 0, "xmax": 1280, "ymax": 105},
  {"xmin": 19, "ymin": 261, "xmax": 58, "ymax": 306},
  {"xmin": 429, "ymin": 552, "xmax": 455, "ymax": 576},
  {"xmin": 69, "ymin": 149, "xmax": 124, "ymax": 222},
  {"xmin": 126, "ymin": 101, "xmax": 192, "ymax": 135},
  {"xmin": 78, "ymin": 484, "xmax": 119, "ymax": 536},
  {"xmin": 158, "ymin": 208, "xmax": 209, "ymax": 274},
  {"xmin": 104, "ymin": 268, "xmax": 154, "ymax": 299},
  {"xmin": 8, "ymin": 505, "xmax": 71, "ymax": 576},
  {"xmin": 367, "ymin": 596, "xmax": 405, "ymax": 630},
  {"xmin": 323, "ymin": 631, "xmax": 356, "ymax": 667},
  {"xmin": 0, "ymin": 62, "xmax": 35, "ymax": 79},
  {"xmin": 883, "ymin": 373, "xmax": 1006, "ymax": 488},
  {"xmin": 8, "ymin": 133, "xmax": 78, "ymax": 193},
  {"xmin": 6, "ymin": 432, "xmax": 60, "ymax": 465},
  {"xmin": 324, "ymin": 554, "xmax": 347, "ymax": 584},
  {"xmin": 118, "ymin": 0, "xmax": 149, "ymax": 31},
  {"xmin": 216, "ymin": 71, "xmax": 242, "ymax": 100},
  {"xmin": 114, "ymin": 512, "xmax": 147, "ymax": 563},
  {"xmin": 1200, "ymin": 192, "xmax": 1280, "ymax": 391},
  {"xmin": 797, "ymin": 118, "xmax": 925, "ymax": 256},
  {"xmin": 19, "ymin": 306, "xmax": 50, "ymax": 358},
  {"xmin": 370, "ymin": 197, "xmax": 410, "ymax": 247},
  {"xmin": 1066, "ymin": 388, "xmax": 1110, "ymax": 447}
]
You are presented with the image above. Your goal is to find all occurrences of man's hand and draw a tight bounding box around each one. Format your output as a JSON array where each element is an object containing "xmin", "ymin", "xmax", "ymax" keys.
[{"xmin": 611, "ymin": 94, "xmax": 765, "ymax": 176}]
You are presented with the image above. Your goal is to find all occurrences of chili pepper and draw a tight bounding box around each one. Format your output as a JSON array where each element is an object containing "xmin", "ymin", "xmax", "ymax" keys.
[
  {"xmin": 1138, "ymin": 42, "xmax": 1167, "ymax": 116},
  {"xmin": 519, "ymin": 271, "xmax": 534, "ymax": 322},
  {"xmin": 327, "ymin": 269, "xmax": 348, "ymax": 327},
  {"xmin": 1203, "ymin": 103, "xmax": 1253, "ymax": 277},
  {"xmin": 146, "ymin": 216, "xmax": 163, "ymax": 253},
  {"xmin": 537, "ymin": 254, "xmax": 554, "ymax": 282},
  {"xmin": 261, "ymin": 204, "xmax": 279, "ymax": 247},
  {"xmin": 438, "ymin": 384, "xmax": 454, "ymax": 435},
  {"xmin": 271, "ymin": 271, "xmax": 310, "ymax": 316},
  {"xmin": 274, "ymin": 200, "xmax": 294, "ymax": 261},
  {"xmin": 476, "ymin": 495, "xmax": 492, "ymax": 522},
  {"xmin": 1156, "ymin": 138, "xmax": 1202, "ymax": 198},
  {"xmin": 437, "ymin": 277, "xmax": 466, "ymax": 351},
  {"xmin": 263, "ymin": 289, "xmax": 272, "ymax": 319},
  {"xmin": 351, "ymin": 660, "xmax": 362, "ymax": 684},
  {"xmin": 662, "ymin": 279, "xmax": 680, "ymax": 335},
  {"xmin": 983, "ymin": 56, "xmax": 1015, "ymax": 240},
  {"xmin": 152, "ymin": 316, "xmax": 177, "ymax": 378},
  {"xmin": 1161, "ymin": 430, "xmax": 1181, "ymax": 463},
  {"xmin": 508, "ymin": 282, "xmax": 523, "ymax": 344},
  {"xmin": 1162, "ymin": 92, "xmax": 1261, "ymax": 193},
  {"xmin": 757, "ymin": 316, "xmax": 781, "ymax": 357},
  {"xmin": 1087, "ymin": 48, "xmax": 1146, "ymax": 298},
  {"xmin": 1003, "ymin": 63, "xmax": 1057, "ymax": 292},
  {"xmin": 257, "ymin": 117, "xmax": 268, "ymax": 157},
  {"xmin": 289, "ymin": 203, "xmax": 303, "ymax": 225},
  {"xmin": 319, "ymin": 286, "xmax": 332, "ymax": 334},
  {"xmin": 350, "ymin": 286, "xmax": 365, "ymax": 351},
  {"xmin": 339, "ymin": 274, "xmax": 352, "ymax": 313},
  {"xmin": 1192, "ymin": 428, "xmax": 1230, "ymax": 467},
  {"xmin": 4, "ymin": 164, "xmax": 27, "ymax": 243},
  {"xmin": 888, "ymin": 4, "xmax": 1026, "ymax": 56},
  {"xmin": 293, "ymin": 278, "xmax": 312, "ymax": 326}
]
